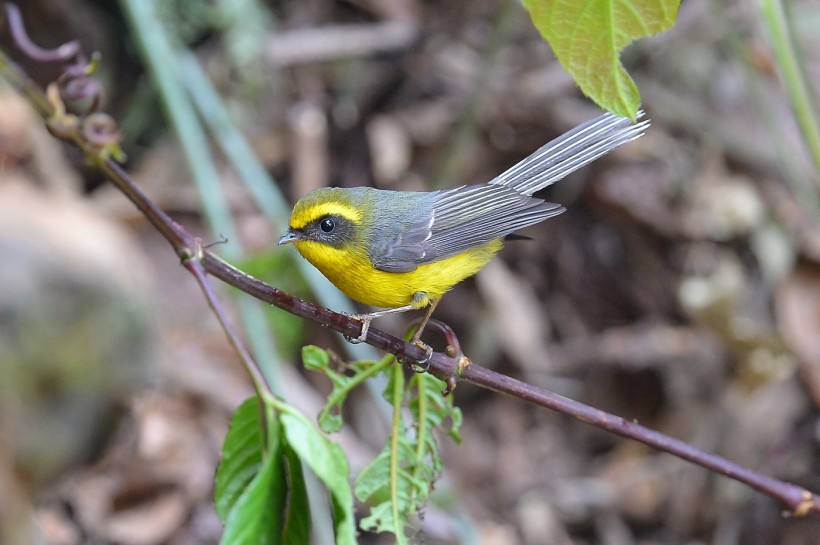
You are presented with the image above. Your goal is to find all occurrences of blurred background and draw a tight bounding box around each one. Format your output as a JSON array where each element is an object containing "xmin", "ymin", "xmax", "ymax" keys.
[{"xmin": 1, "ymin": 0, "xmax": 820, "ymax": 543}]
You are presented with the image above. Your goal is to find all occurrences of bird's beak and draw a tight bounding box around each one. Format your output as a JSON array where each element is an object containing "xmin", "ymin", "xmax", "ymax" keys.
[{"xmin": 277, "ymin": 230, "xmax": 300, "ymax": 245}]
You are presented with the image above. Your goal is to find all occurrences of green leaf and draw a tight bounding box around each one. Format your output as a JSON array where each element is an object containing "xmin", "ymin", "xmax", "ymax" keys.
[
  {"xmin": 354, "ymin": 366, "xmax": 465, "ymax": 542},
  {"xmin": 301, "ymin": 344, "xmax": 331, "ymax": 372},
  {"xmin": 279, "ymin": 407, "xmax": 357, "ymax": 545},
  {"xmin": 217, "ymin": 400, "xmax": 288, "ymax": 545},
  {"xmin": 354, "ymin": 448, "xmax": 393, "ymax": 507},
  {"xmin": 356, "ymin": 366, "xmax": 410, "ymax": 544},
  {"xmin": 214, "ymin": 397, "xmax": 265, "ymax": 522},
  {"xmin": 359, "ymin": 503, "xmax": 401, "ymax": 540},
  {"xmin": 302, "ymin": 345, "xmax": 394, "ymax": 433},
  {"xmin": 354, "ymin": 442, "xmax": 425, "ymax": 510},
  {"xmin": 220, "ymin": 440, "xmax": 287, "ymax": 545},
  {"xmin": 408, "ymin": 372, "xmax": 463, "ymax": 480},
  {"xmin": 523, "ymin": 0, "xmax": 680, "ymax": 118},
  {"xmin": 283, "ymin": 443, "xmax": 311, "ymax": 545}
]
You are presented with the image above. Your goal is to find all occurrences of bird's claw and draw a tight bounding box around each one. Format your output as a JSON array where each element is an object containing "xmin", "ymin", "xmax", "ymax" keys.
[
  {"xmin": 342, "ymin": 313, "xmax": 372, "ymax": 344},
  {"xmin": 408, "ymin": 340, "xmax": 433, "ymax": 373},
  {"xmin": 341, "ymin": 311, "xmax": 434, "ymax": 372}
]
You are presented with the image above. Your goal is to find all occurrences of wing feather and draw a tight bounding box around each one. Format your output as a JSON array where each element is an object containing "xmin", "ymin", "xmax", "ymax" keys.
[
  {"xmin": 368, "ymin": 185, "xmax": 562, "ymax": 272},
  {"xmin": 368, "ymin": 206, "xmax": 435, "ymax": 272},
  {"xmin": 490, "ymin": 110, "xmax": 648, "ymax": 195},
  {"xmin": 367, "ymin": 111, "xmax": 648, "ymax": 272},
  {"xmin": 427, "ymin": 184, "xmax": 563, "ymax": 260}
]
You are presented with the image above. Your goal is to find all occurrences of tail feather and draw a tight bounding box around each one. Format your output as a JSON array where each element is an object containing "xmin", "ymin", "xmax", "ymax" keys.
[{"xmin": 489, "ymin": 111, "xmax": 649, "ymax": 196}]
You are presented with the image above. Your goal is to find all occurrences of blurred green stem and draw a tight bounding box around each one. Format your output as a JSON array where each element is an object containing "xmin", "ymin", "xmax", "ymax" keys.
[
  {"xmin": 388, "ymin": 363, "xmax": 407, "ymax": 544},
  {"xmin": 175, "ymin": 53, "xmax": 386, "ymax": 365},
  {"xmin": 759, "ymin": 0, "xmax": 820, "ymax": 181},
  {"xmin": 119, "ymin": 0, "xmax": 282, "ymax": 390},
  {"xmin": 713, "ymin": 0, "xmax": 820, "ymax": 213}
]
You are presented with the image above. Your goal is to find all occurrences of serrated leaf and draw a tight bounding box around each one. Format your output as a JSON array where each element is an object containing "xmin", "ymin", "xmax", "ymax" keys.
[
  {"xmin": 214, "ymin": 397, "xmax": 265, "ymax": 523},
  {"xmin": 302, "ymin": 345, "xmax": 394, "ymax": 433},
  {"xmin": 359, "ymin": 503, "xmax": 401, "ymax": 540},
  {"xmin": 353, "ymin": 450, "xmax": 392, "ymax": 506},
  {"xmin": 408, "ymin": 373, "xmax": 463, "ymax": 479},
  {"xmin": 302, "ymin": 344, "xmax": 331, "ymax": 370},
  {"xmin": 354, "ymin": 366, "xmax": 464, "ymax": 541},
  {"xmin": 355, "ymin": 456, "xmax": 412, "ymax": 545},
  {"xmin": 279, "ymin": 408, "xmax": 357, "ymax": 545},
  {"xmin": 355, "ymin": 366, "xmax": 414, "ymax": 542},
  {"xmin": 354, "ymin": 446, "xmax": 408, "ymax": 507},
  {"xmin": 523, "ymin": 0, "xmax": 680, "ymax": 118}
]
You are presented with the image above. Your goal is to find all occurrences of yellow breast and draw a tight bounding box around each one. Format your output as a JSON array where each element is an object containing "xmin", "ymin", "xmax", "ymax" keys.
[{"xmin": 293, "ymin": 239, "xmax": 503, "ymax": 308}]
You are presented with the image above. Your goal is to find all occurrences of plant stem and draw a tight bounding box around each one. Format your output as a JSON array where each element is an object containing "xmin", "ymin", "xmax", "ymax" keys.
[
  {"xmin": 759, "ymin": 0, "xmax": 820, "ymax": 180},
  {"xmin": 388, "ymin": 364, "xmax": 407, "ymax": 544},
  {"xmin": 2, "ymin": 30, "xmax": 818, "ymax": 519}
]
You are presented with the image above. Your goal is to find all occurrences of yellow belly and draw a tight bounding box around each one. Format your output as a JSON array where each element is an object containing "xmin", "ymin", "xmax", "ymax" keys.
[{"xmin": 293, "ymin": 239, "xmax": 503, "ymax": 308}]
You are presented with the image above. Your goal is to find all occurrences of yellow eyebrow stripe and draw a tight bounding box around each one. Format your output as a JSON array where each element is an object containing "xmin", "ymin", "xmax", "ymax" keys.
[{"xmin": 290, "ymin": 201, "xmax": 361, "ymax": 229}]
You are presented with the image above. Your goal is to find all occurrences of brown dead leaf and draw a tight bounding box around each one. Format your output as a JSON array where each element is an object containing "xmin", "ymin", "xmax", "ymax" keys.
[
  {"xmin": 475, "ymin": 259, "xmax": 554, "ymax": 371},
  {"xmin": 776, "ymin": 263, "xmax": 820, "ymax": 407}
]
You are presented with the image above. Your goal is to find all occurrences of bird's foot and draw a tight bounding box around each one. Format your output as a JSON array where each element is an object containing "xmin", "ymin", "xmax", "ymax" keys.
[
  {"xmin": 341, "ymin": 304, "xmax": 418, "ymax": 345},
  {"xmin": 407, "ymin": 339, "xmax": 434, "ymax": 373},
  {"xmin": 342, "ymin": 313, "xmax": 372, "ymax": 344}
]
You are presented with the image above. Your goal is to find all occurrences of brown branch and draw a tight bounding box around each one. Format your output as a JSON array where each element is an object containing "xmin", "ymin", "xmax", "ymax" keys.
[
  {"xmin": 183, "ymin": 246, "xmax": 274, "ymax": 401},
  {"xmin": 200, "ymin": 251, "xmax": 819, "ymax": 515},
  {"xmin": 1, "ymin": 14, "xmax": 818, "ymax": 518},
  {"xmin": 460, "ymin": 365, "xmax": 818, "ymax": 517}
]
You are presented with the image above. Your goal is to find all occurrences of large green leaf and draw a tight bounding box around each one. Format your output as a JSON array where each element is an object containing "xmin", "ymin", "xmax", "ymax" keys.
[
  {"xmin": 214, "ymin": 397, "xmax": 266, "ymax": 522},
  {"xmin": 523, "ymin": 0, "xmax": 680, "ymax": 118},
  {"xmin": 280, "ymin": 407, "xmax": 357, "ymax": 545},
  {"xmin": 220, "ymin": 442, "xmax": 287, "ymax": 545},
  {"xmin": 282, "ymin": 443, "xmax": 311, "ymax": 545},
  {"xmin": 217, "ymin": 398, "xmax": 287, "ymax": 545}
]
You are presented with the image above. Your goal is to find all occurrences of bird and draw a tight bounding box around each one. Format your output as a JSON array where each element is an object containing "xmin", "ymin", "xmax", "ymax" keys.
[{"xmin": 279, "ymin": 111, "xmax": 648, "ymax": 358}]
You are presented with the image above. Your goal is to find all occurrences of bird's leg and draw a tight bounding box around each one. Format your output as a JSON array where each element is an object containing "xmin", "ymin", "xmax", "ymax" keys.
[
  {"xmin": 344, "ymin": 304, "xmax": 416, "ymax": 344},
  {"xmin": 407, "ymin": 298, "xmax": 440, "ymax": 372},
  {"xmin": 410, "ymin": 298, "xmax": 439, "ymax": 344},
  {"xmin": 343, "ymin": 298, "xmax": 442, "ymax": 373}
]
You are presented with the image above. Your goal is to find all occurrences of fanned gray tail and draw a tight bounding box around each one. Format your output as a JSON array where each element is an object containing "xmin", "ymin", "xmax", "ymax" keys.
[{"xmin": 489, "ymin": 111, "xmax": 649, "ymax": 196}]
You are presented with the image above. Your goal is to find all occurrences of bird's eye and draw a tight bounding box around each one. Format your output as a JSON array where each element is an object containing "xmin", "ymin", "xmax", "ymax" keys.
[{"xmin": 320, "ymin": 218, "xmax": 335, "ymax": 233}]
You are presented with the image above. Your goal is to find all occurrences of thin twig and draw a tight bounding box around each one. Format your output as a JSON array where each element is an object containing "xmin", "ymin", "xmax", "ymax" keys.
[
  {"xmin": 183, "ymin": 245, "xmax": 274, "ymax": 402},
  {"xmin": 5, "ymin": 3, "xmax": 81, "ymax": 62},
  {"xmin": 1, "ymin": 17, "xmax": 818, "ymax": 518},
  {"xmin": 459, "ymin": 364, "xmax": 819, "ymax": 517},
  {"xmin": 182, "ymin": 246, "xmax": 277, "ymax": 448},
  {"xmin": 264, "ymin": 21, "xmax": 419, "ymax": 66}
]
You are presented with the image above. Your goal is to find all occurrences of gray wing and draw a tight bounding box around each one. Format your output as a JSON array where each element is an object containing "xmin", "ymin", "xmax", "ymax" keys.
[
  {"xmin": 367, "ymin": 202, "xmax": 437, "ymax": 273},
  {"xmin": 368, "ymin": 185, "xmax": 563, "ymax": 273},
  {"xmin": 425, "ymin": 184, "xmax": 564, "ymax": 258},
  {"xmin": 367, "ymin": 111, "xmax": 648, "ymax": 272}
]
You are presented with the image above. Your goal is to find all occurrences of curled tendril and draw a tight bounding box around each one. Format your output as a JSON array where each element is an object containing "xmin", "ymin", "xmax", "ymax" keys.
[
  {"xmin": 412, "ymin": 319, "xmax": 470, "ymax": 395},
  {"xmin": 82, "ymin": 113, "xmax": 121, "ymax": 146},
  {"xmin": 6, "ymin": 3, "xmax": 123, "ymax": 161},
  {"xmin": 421, "ymin": 319, "xmax": 463, "ymax": 359},
  {"xmin": 5, "ymin": 3, "xmax": 104, "ymax": 114},
  {"xmin": 81, "ymin": 113, "xmax": 126, "ymax": 163},
  {"xmin": 5, "ymin": 3, "xmax": 81, "ymax": 62},
  {"xmin": 58, "ymin": 53, "xmax": 103, "ymax": 112}
]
